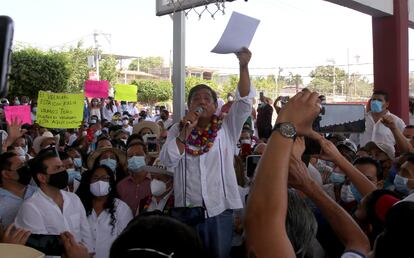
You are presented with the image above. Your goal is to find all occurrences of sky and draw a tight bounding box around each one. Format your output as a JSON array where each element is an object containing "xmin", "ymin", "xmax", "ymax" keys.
[{"xmin": 2, "ymin": 0, "xmax": 414, "ymax": 83}]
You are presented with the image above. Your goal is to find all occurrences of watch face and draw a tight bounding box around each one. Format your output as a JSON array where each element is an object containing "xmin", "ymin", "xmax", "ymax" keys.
[{"xmin": 281, "ymin": 123, "xmax": 296, "ymax": 138}]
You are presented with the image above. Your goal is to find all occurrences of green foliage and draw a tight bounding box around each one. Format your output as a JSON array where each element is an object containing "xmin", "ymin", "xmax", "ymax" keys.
[
  {"xmin": 185, "ymin": 77, "xmax": 220, "ymax": 102},
  {"xmin": 8, "ymin": 48, "xmax": 71, "ymax": 99},
  {"xmin": 132, "ymin": 79, "xmax": 172, "ymax": 105},
  {"xmin": 129, "ymin": 56, "xmax": 164, "ymax": 73},
  {"xmin": 308, "ymin": 65, "xmax": 347, "ymax": 95},
  {"xmin": 251, "ymin": 75, "xmax": 278, "ymax": 99},
  {"xmin": 99, "ymin": 56, "xmax": 118, "ymax": 87},
  {"xmin": 65, "ymin": 42, "xmax": 94, "ymax": 92},
  {"xmin": 220, "ymin": 75, "xmax": 239, "ymax": 98}
]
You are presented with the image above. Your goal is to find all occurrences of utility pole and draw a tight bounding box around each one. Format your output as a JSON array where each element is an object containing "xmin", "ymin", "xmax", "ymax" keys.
[
  {"xmin": 347, "ymin": 48, "xmax": 350, "ymax": 97},
  {"xmin": 327, "ymin": 58, "xmax": 336, "ymax": 96},
  {"xmin": 93, "ymin": 32, "xmax": 100, "ymax": 80}
]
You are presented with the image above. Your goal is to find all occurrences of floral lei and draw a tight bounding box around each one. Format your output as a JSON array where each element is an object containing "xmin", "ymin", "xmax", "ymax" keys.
[{"xmin": 185, "ymin": 115, "xmax": 223, "ymax": 156}]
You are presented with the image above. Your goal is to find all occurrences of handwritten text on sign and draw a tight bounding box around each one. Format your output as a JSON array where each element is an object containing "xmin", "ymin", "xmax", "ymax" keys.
[{"xmin": 37, "ymin": 91, "xmax": 84, "ymax": 128}]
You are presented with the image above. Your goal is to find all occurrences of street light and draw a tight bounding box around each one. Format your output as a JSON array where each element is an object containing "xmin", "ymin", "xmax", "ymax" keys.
[{"xmin": 327, "ymin": 58, "xmax": 336, "ymax": 96}]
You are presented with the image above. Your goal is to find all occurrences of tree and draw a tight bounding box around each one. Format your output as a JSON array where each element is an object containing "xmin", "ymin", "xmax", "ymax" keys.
[
  {"xmin": 132, "ymin": 79, "xmax": 172, "ymax": 106},
  {"xmin": 8, "ymin": 48, "xmax": 71, "ymax": 99},
  {"xmin": 308, "ymin": 65, "xmax": 347, "ymax": 95},
  {"xmin": 65, "ymin": 41, "xmax": 94, "ymax": 92},
  {"xmin": 129, "ymin": 56, "xmax": 164, "ymax": 73},
  {"xmin": 99, "ymin": 56, "xmax": 118, "ymax": 87},
  {"xmin": 252, "ymin": 75, "xmax": 277, "ymax": 99},
  {"xmin": 286, "ymin": 72, "xmax": 303, "ymax": 93},
  {"xmin": 220, "ymin": 75, "xmax": 239, "ymax": 99}
]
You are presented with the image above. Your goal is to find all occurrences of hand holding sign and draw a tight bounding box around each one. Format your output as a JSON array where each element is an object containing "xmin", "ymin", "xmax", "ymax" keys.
[{"xmin": 4, "ymin": 105, "xmax": 32, "ymax": 125}]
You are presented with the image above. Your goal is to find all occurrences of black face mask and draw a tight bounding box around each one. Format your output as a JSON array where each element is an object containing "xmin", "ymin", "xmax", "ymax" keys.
[
  {"xmin": 48, "ymin": 170, "xmax": 68, "ymax": 189},
  {"xmin": 17, "ymin": 166, "xmax": 32, "ymax": 185}
]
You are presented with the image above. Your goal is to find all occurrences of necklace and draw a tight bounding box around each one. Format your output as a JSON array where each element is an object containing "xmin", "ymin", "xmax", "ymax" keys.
[{"xmin": 185, "ymin": 116, "xmax": 222, "ymax": 156}]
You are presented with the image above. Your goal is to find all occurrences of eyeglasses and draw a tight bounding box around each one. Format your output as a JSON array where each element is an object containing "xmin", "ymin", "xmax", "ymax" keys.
[{"xmin": 127, "ymin": 248, "xmax": 174, "ymax": 257}]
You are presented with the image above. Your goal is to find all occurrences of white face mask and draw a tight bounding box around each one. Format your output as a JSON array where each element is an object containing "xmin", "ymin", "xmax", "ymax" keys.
[
  {"xmin": 150, "ymin": 179, "xmax": 167, "ymax": 197},
  {"xmin": 340, "ymin": 184, "xmax": 355, "ymax": 203},
  {"xmin": 240, "ymin": 139, "xmax": 251, "ymax": 145},
  {"xmin": 123, "ymin": 120, "xmax": 129, "ymax": 125},
  {"xmin": 90, "ymin": 181, "xmax": 110, "ymax": 197},
  {"xmin": 15, "ymin": 146, "xmax": 26, "ymax": 156}
]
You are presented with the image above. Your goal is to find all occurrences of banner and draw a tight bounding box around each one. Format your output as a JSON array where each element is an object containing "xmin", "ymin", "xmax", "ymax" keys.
[
  {"xmin": 4, "ymin": 105, "xmax": 32, "ymax": 125},
  {"xmin": 85, "ymin": 80, "xmax": 109, "ymax": 98},
  {"xmin": 114, "ymin": 84, "xmax": 137, "ymax": 102},
  {"xmin": 37, "ymin": 91, "xmax": 84, "ymax": 128}
]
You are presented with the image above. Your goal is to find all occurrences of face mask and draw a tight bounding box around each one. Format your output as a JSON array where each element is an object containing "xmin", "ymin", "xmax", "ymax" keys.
[
  {"xmin": 228, "ymin": 96, "xmax": 234, "ymax": 102},
  {"xmin": 123, "ymin": 120, "xmax": 129, "ymax": 125},
  {"xmin": 121, "ymin": 139, "xmax": 127, "ymax": 145},
  {"xmin": 128, "ymin": 156, "xmax": 146, "ymax": 171},
  {"xmin": 330, "ymin": 172, "xmax": 345, "ymax": 184},
  {"xmin": 90, "ymin": 119, "xmax": 97, "ymax": 124},
  {"xmin": 394, "ymin": 174, "xmax": 410, "ymax": 194},
  {"xmin": 150, "ymin": 179, "xmax": 167, "ymax": 197},
  {"xmin": 240, "ymin": 139, "xmax": 251, "ymax": 145},
  {"xmin": 32, "ymin": 107, "xmax": 37, "ymax": 113},
  {"xmin": 116, "ymin": 121, "xmax": 123, "ymax": 126},
  {"xmin": 82, "ymin": 131, "xmax": 88, "ymax": 137},
  {"xmin": 370, "ymin": 100, "xmax": 383, "ymax": 113},
  {"xmin": 17, "ymin": 166, "xmax": 32, "ymax": 185},
  {"xmin": 48, "ymin": 170, "xmax": 69, "ymax": 189},
  {"xmin": 122, "ymin": 104, "xmax": 127, "ymax": 109},
  {"xmin": 14, "ymin": 100, "xmax": 20, "ymax": 105},
  {"xmin": 67, "ymin": 168, "xmax": 81, "ymax": 185},
  {"xmin": 100, "ymin": 158, "xmax": 117, "ymax": 172},
  {"xmin": 90, "ymin": 181, "xmax": 110, "ymax": 197},
  {"xmin": 340, "ymin": 184, "xmax": 355, "ymax": 203},
  {"xmin": 15, "ymin": 146, "xmax": 26, "ymax": 156},
  {"xmin": 94, "ymin": 130, "xmax": 102, "ymax": 138},
  {"xmin": 73, "ymin": 158, "xmax": 82, "ymax": 168},
  {"xmin": 350, "ymin": 183, "xmax": 363, "ymax": 203}
]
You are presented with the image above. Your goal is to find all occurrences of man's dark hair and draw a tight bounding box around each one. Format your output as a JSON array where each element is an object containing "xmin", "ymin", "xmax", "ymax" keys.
[
  {"xmin": 375, "ymin": 201, "xmax": 414, "ymax": 258},
  {"xmin": 373, "ymin": 90, "xmax": 389, "ymax": 102},
  {"xmin": 58, "ymin": 151, "xmax": 70, "ymax": 161},
  {"xmin": 127, "ymin": 140, "xmax": 148, "ymax": 154},
  {"xmin": 0, "ymin": 152, "xmax": 17, "ymax": 185},
  {"xmin": 29, "ymin": 151, "xmax": 59, "ymax": 186},
  {"xmin": 187, "ymin": 84, "xmax": 218, "ymax": 106},
  {"xmin": 127, "ymin": 134, "xmax": 144, "ymax": 147},
  {"xmin": 110, "ymin": 215, "xmax": 205, "ymax": 258},
  {"xmin": 353, "ymin": 156, "xmax": 383, "ymax": 180}
]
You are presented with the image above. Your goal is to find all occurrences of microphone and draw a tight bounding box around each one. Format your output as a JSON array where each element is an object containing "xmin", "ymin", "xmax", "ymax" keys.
[{"xmin": 186, "ymin": 107, "xmax": 204, "ymax": 125}]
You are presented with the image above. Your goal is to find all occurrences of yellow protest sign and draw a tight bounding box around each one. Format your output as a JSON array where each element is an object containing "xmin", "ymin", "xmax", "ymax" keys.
[
  {"xmin": 114, "ymin": 84, "xmax": 137, "ymax": 102},
  {"xmin": 36, "ymin": 91, "xmax": 84, "ymax": 128}
]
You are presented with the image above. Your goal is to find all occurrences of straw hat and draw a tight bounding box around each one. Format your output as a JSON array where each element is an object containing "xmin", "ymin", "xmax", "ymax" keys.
[
  {"xmin": 87, "ymin": 147, "xmax": 127, "ymax": 170},
  {"xmin": 32, "ymin": 131, "xmax": 59, "ymax": 154},
  {"xmin": 132, "ymin": 121, "xmax": 160, "ymax": 139},
  {"xmin": 0, "ymin": 243, "xmax": 44, "ymax": 258}
]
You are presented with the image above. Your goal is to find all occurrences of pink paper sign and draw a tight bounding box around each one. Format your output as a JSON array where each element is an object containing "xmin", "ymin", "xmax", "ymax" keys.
[
  {"xmin": 85, "ymin": 80, "xmax": 109, "ymax": 98},
  {"xmin": 4, "ymin": 105, "xmax": 32, "ymax": 125}
]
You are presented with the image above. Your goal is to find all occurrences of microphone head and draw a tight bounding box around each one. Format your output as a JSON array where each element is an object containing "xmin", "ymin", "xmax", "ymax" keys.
[{"xmin": 195, "ymin": 107, "xmax": 204, "ymax": 114}]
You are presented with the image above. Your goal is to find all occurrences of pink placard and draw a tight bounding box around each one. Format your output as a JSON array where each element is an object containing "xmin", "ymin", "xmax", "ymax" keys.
[
  {"xmin": 85, "ymin": 80, "xmax": 109, "ymax": 98},
  {"xmin": 4, "ymin": 105, "xmax": 32, "ymax": 125}
]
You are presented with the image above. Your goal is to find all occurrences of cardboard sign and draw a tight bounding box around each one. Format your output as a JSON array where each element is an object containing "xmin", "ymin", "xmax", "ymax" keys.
[
  {"xmin": 85, "ymin": 80, "xmax": 109, "ymax": 98},
  {"xmin": 4, "ymin": 105, "xmax": 32, "ymax": 125},
  {"xmin": 114, "ymin": 84, "xmax": 137, "ymax": 102},
  {"xmin": 37, "ymin": 91, "xmax": 84, "ymax": 128}
]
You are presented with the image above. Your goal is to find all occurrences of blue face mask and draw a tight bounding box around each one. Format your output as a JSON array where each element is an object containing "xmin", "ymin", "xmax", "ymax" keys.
[
  {"xmin": 100, "ymin": 158, "xmax": 117, "ymax": 172},
  {"xmin": 128, "ymin": 156, "xmax": 146, "ymax": 172},
  {"xmin": 350, "ymin": 183, "xmax": 363, "ymax": 203},
  {"xmin": 67, "ymin": 168, "xmax": 81, "ymax": 184},
  {"xmin": 73, "ymin": 158, "xmax": 82, "ymax": 168},
  {"xmin": 394, "ymin": 174, "xmax": 410, "ymax": 194},
  {"xmin": 32, "ymin": 107, "xmax": 37, "ymax": 113},
  {"xmin": 370, "ymin": 100, "xmax": 383, "ymax": 113},
  {"xmin": 330, "ymin": 172, "xmax": 346, "ymax": 184},
  {"xmin": 94, "ymin": 130, "xmax": 102, "ymax": 138}
]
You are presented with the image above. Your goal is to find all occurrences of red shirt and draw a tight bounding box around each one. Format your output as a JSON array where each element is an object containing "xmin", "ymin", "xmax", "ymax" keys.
[{"xmin": 116, "ymin": 176, "xmax": 151, "ymax": 215}]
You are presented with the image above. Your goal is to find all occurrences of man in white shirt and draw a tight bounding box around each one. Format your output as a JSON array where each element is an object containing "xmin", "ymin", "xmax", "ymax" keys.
[
  {"xmin": 14, "ymin": 151, "xmax": 93, "ymax": 255},
  {"xmin": 351, "ymin": 90, "xmax": 405, "ymax": 147},
  {"xmin": 158, "ymin": 110, "xmax": 173, "ymax": 130},
  {"xmin": 160, "ymin": 47, "xmax": 253, "ymax": 258}
]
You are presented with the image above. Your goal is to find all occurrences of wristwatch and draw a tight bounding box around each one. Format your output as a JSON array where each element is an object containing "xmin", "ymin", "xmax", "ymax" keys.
[{"xmin": 273, "ymin": 122, "xmax": 297, "ymax": 139}]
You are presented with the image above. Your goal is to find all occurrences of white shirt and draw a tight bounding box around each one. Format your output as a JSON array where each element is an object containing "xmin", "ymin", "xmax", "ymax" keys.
[
  {"xmin": 146, "ymin": 191, "xmax": 173, "ymax": 212},
  {"xmin": 160, "ymin": 118, "xmax": 173, "ymax": 129},
  {"xmin": 123, "ymin": 125, "xmax": 133, "ymax": 135},
  {"xmin": 102, "ymin": 106, "xmax": 117, "ymax": 122},
  {"xmin": 127, "ymin": 104, "xmax": 139, "ymax": 117},
  {"xmin": 15, "ymin": 189, "xmax": 93, "ymax": 253},
  {"xmin": 215, "ymin": 98, "xmax": 225, "ymax": 116},
  {"xmin": 350, "ymin": 111, "xmax": 405, "ymax": 147},
  {"xmin": 160, "ymin": 87, "xmax": 256, "ymax": 217},
  {"xmin": 87, "ymin": 198, "xmax": 133, "ymax": 258}
]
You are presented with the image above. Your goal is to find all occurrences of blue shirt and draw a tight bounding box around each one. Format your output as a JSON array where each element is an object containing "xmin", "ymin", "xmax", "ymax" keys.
[{"xmin": 0, "ymin": 185, "xmax": 37, "ymax": 228}]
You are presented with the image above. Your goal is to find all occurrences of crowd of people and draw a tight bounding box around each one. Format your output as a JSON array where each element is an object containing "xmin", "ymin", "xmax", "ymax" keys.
[{"xmin": 1, "ymin": 47, "xmax": 414, "ymax": 258}]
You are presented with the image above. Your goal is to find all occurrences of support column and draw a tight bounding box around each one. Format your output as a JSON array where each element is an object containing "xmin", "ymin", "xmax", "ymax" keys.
[
  {"xmin": 172, "ymin": 11, "xmax": 186, "ymax": 123},
  {"xmin": 372, "ymin": 0, "xmax": 409, "ymax": 122}
]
